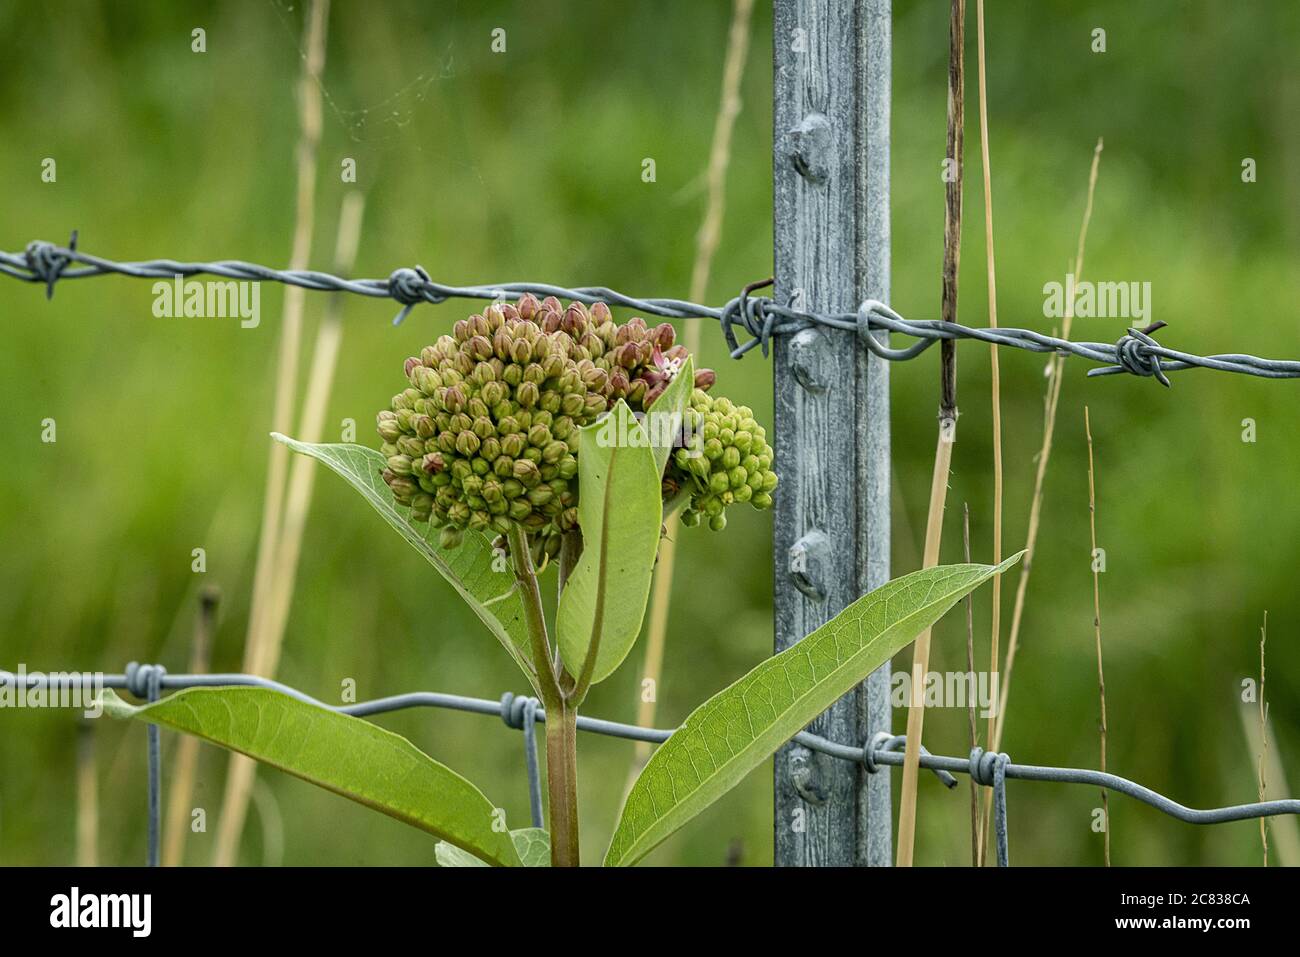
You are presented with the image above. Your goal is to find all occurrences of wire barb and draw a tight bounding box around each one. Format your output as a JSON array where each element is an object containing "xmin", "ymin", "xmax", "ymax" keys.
[{"xmin": 5, "ymin": 237, "xmax": 1300, "ymax": 384}]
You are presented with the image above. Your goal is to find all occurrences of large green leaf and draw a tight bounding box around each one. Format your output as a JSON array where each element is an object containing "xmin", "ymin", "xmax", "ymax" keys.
[
  {"xmin": 556, "ymin": 401, "xmax": 663, "ymax": 687},
  {"xmin": 101, "ymin": 687, "xmax": 523, "ymax": 866},
  {"xmin": 605, "ymin": 553, "xmax": 1025, "ymax": 866},
  {"xmin": 271, "ymin": 435, "xmax": 537, "ymax": 690},
  {"xmin": 436, "ymin": 828, "xmax": 550, "ymax": 867}
]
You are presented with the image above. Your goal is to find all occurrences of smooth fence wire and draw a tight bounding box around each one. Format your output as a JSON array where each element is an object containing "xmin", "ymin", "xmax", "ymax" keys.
[
  {"xmin": 6, "ymin": 237, "xmax": 1300, "ymax": 384},
  {"xmin": 5, "ymin": 667, "xmax": 1300, "ymax": 867}
]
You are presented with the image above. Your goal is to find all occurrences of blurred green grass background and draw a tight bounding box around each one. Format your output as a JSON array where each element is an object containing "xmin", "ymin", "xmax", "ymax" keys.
[{"xmin": 1, "ymin": 0, "xmax": 1298, "ymax": 866}]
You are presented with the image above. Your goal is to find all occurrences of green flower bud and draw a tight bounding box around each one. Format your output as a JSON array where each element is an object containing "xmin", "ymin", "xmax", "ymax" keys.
[
  {"xmin": 456, "ymin": 431, "xmax": 480, "ymax": 456},
  {"xmin": 513, "ymin": 458, "xmax": 541, "ymax": 486},
  {"xmin": 376, "ymin": 411, "xmax": 401, "ymax": 442},
  {"xmin": 396, "ymin": 435, "xmax": 424, "ymax": 458},
  {"xmin": 409, "ymin": 414, "xmax": 433, "ymax": 439},
  {"xmin": 502, "ymin": 433, "xmax": 525, "ymax": 458},
  {"xmin": 527, "ymin": 485, "xmax": 555, "ymax": 507}
]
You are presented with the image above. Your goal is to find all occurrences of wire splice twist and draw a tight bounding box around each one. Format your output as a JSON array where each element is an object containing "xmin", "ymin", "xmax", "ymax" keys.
[
  {"xmin": 1113, "ymin": 325, "xmax": 1171, "ymax": 387},
  {"xmin": 499, "ymin": 691, "xmax": 541, "ymax": 730},
  {"xmin": 25, "ymin": 231, "xmax": 77, "ymax": 299},
  {"xmin": 124, "ymin": 661, "xmax": 166, "ymax": 700}
]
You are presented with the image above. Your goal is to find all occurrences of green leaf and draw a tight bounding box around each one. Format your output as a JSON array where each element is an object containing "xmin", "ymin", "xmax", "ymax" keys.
[
  {"xmin": 100, "ymin": 687, "xmax": 523, "ymax": 867},
  {"xmin": 556, "ymin": 401, "xmax": 663, "ymax": 687},
  {"xmin": 646, "ymin": 355, "xmax": 694, "ymax": 479},
  {"xmin": 605, "ymin": 553, "xmax": 1025, "ymax": 866},
  {"xmin": 436, "ymin": 828, "xmax": 550, "ymax": 867},
  {"xmin": 271, "ymin": 435, "xmax": 537, "ymax": 691}
]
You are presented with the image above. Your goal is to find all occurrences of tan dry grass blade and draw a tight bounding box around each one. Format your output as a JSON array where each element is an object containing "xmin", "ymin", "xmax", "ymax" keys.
[
  {"xmin": 162, "ymin": 587, "xmax": 219, "ymax": 866},
  {"xmin": 212, "ymin": 0, "xmax": 330, "ymax": 867},
  {"xmin": 75, "ymin": 721, "xmax": 97, "ymax": 868},
  {"xmin": 1085, "ymin": 407, "xmax": 1110, "ymax": 865},
  {"xmin": 990, "ymin": 138, "xmax": 1103, "ymax": 752},
  {"xmin": 980, "ymin": 138, "xmax": 1102, "ymax": 862},
  {"xmin": 975, "ymin": 0, "xmax": 1005, "ymax": 858},
  {"xmin": 897, "ymin": 0, "xmax": 964, "ymax": 868}
]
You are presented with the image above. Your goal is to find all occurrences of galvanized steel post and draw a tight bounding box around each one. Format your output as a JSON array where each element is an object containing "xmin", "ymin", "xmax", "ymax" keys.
[{"xmin": 772, "ymin": 0, "xmax": 892, "ymax": 866}]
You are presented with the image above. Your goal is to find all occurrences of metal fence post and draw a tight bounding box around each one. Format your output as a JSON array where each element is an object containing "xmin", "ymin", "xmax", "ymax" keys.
[{"xmin": 773, "ymin": 0, "xmax": 891, "ymax": 866}]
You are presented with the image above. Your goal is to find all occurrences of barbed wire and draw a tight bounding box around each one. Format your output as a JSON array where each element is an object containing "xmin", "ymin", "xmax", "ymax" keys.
[
  {"xmin": 5, "ymin": 666, "xmax": 1298, "ymax": 867},
  {"xmin": 5, "ymin": 235, "xmax": 1300, "ymax": 385}
]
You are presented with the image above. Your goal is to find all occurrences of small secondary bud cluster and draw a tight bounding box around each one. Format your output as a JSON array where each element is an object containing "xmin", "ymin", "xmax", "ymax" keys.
[{"xmin": 670, "ymin": 391, "xmax": 778, "ymax": 532}]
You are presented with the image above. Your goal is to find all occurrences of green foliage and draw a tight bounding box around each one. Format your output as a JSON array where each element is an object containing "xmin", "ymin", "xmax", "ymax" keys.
[
  {"xmin": 556, "ymin": 401, "xmax": 663, "ymax": 688},
  {"xmin": 436, "ymin": 828, "xmax": 550, "ymax": 867},
  {"xmin": 271, "ymin": 435, "xmax": 540, "ymax": 691},
  {"xmin": 606, "ymin": 553, "xmax": 1024, "ymax": 866},
  {"xmin": 648, "ymin": 355, "xmax": 695, "ymax": 479},
  {"xmin": 101, "ymin": 687, "xmax": 524, "ymax": 867}
]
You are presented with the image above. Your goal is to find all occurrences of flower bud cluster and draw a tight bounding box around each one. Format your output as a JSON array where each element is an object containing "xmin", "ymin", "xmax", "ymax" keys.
[
  {"xmin": 377, "ymin": 295, "xmax": 775, "ymax": 554},
  {"xmin": 377, "ymin": 297, "xmax": 605, "ymax": 554},
  {"xmin": 670, "ymin": 390, "xmax": 778, "ymax": 531}
]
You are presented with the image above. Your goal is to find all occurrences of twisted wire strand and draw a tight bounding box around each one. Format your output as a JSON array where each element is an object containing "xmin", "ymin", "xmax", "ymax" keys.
[
  {"xmin": 6, "ymin": 238, "xmax": 1300, "ymax": 383},
  {"xmin": 5, "ymin": 667, "xmax": 1299, "ymax": 831}
]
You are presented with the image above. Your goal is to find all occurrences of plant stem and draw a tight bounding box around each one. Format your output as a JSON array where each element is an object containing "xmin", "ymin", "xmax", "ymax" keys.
[
  {"xmin": 507, "ymin": 524, "xmax": 560, "ymax": 705},
  {"xmin": 544, "ymin": 697, "xmax": 581, "ymax": 867},
  {"xmin": 1084, "ymin": 406, "xmax": 1109, "ymax": 866},
  {"xmin": 506, "ymin": 523, "xmax": 580, "ymax": 865}
]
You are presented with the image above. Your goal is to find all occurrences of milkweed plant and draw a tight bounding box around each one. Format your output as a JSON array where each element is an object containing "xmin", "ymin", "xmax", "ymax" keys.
[{"xmin": 103, "ymin": 294, "xmax": 1018, "ymax": 866}]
